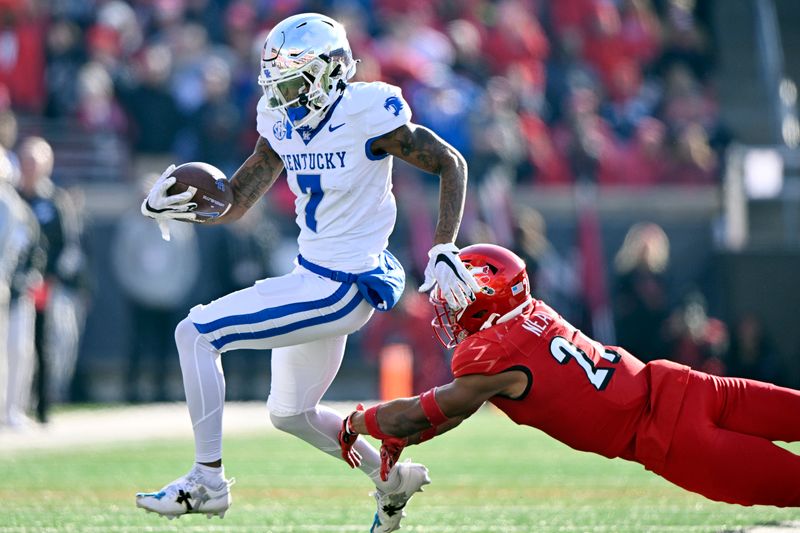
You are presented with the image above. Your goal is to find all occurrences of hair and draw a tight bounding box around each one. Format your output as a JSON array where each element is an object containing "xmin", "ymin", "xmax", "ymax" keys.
[
  {"xmin": 19, "ymin": 136, "xmax": 54, "ymax": 169},
  {"xmin": 614, "ymin": 222, "xmax": 670, "ymax": 274}
]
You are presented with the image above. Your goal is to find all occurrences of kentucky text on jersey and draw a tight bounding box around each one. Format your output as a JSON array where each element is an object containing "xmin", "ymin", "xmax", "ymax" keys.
[{"xmin": 279, "ymin": 151, "xmax": 347, "ymax": 172}]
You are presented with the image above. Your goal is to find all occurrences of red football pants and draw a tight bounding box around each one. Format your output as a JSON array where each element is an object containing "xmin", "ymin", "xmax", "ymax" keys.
[{"xmin": 655, "ymin": 370, "xmax": 800, "ymax": 507}]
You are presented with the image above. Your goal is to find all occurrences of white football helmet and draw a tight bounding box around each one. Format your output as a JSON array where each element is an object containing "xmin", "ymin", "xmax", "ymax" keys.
[{"xmin": 258, "ymin": 13, "xmax": 356, "ymax": 128}]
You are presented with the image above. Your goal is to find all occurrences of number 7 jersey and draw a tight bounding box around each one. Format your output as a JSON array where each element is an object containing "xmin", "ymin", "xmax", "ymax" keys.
[{"xmin": 256, "ymin": 82, "xmax": 412, "ymax": 273}]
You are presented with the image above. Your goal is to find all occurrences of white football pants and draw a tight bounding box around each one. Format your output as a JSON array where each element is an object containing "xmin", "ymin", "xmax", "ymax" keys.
[{"xmin": 175, "ymin": 265, "xmax": 391, "ymax": 487}]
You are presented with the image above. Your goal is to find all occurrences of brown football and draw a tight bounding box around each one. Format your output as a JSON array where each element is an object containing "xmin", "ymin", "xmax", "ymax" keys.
[{"xmin": 166, "ymin": 162, "xmax": 234, "ymax": 221}]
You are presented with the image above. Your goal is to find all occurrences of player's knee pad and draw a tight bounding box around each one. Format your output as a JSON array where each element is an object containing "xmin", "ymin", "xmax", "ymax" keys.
[
  {"xmin": 175, "ymin": 318, "xmax": 217, "ymax": 364},
  {"xmin": 268, "ymin": 410, "xmax": 312, "ymax": 435},
  {"xmin": 175, "ymin": 317, "xmax": 198, "ymax": 345}
]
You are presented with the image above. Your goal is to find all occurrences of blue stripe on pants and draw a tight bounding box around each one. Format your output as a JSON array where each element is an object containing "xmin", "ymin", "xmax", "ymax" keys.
[
  {"xmin": 193, "ymin": 282, "xmax": 352, "ymax": 334},
  {"xmin": 209, "ymin": 291, "xmax": 364, "ymax": 350}
]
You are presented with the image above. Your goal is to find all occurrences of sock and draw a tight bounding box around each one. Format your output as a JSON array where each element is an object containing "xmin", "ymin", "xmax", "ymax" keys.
[{"xmin": 194, "ymin": 463, "xmax": 225, "ymax": 488}]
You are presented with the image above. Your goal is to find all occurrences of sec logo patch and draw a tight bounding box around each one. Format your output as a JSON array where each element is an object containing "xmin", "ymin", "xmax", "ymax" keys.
[{"xmin": 273, "ymin": 120, "xmax": 287, "ymax": 140}]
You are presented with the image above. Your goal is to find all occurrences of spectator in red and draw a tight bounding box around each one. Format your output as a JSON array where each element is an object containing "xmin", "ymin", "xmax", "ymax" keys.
[
  {"xmin": 483, "ymin": 0, "xmax": 549, "ymax": 86},
  {"xmin": 549, "ymin": 0, "xmax": 596, "ymax": 51},
  {"xmin": 619, "ymin": 0, "xmax": 662, "ymax": 67},
  {"xmin": 519, "ymin": 113, "xmax": 573, "ymax": 185},
  {"xmin": 581, "ymin": 0, "xmax": 634, "ymax": 94},
  {"xmin": 619, "ymin": 117, "xmax": 670, "ymax": 186},
  {"xmin": 0, "ymin": 2, "xmax": 45, "ymax": 112}
]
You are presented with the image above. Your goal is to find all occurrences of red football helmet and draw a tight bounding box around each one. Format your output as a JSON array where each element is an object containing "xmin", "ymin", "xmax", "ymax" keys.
[{"xmin": 431, "ymin": 243, "xmax": 530, "ymax": 348}]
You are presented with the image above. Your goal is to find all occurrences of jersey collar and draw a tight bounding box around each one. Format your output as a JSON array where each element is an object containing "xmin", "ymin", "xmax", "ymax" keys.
[{"xmin": 293, "ymin": 90, "xmax": 346, "ymax": 146}]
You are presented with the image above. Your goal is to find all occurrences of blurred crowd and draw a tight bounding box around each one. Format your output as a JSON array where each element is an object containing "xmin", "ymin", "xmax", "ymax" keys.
[
  {"xmin": 3, "ymin": 0, "xmax": 729, "ymax": 184},
  {"xmin": 0, "ymin": 0, "xmax": 789, "ymax": 422}
]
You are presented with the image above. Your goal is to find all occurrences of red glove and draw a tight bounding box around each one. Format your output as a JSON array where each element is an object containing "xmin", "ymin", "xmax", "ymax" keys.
[
  {"xmin": 379, "ymin": 437, "xmax": 408, "ymax": 482},
  {"xmin": 338, "ymin": 404, "xmax": 364, "ymax": 468}
]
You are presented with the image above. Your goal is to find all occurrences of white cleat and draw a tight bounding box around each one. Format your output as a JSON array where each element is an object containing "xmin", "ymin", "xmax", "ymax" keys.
[
  {"xmin": 136, "ymin": 467, "xmax": 235, "ymax": 519},
  {"xmin": 370, "ymin": 461, "xmax": 431, "ymax": 533}
]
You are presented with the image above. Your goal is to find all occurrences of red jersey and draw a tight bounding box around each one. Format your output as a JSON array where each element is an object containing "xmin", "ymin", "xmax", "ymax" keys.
[{"xmin": 451, "ymin": 300, "xmax": 690, "ymax": 467}]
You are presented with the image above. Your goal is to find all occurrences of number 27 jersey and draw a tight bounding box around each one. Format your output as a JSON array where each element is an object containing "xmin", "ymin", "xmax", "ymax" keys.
[{"xmin": 256, "ymin": 82, "xmax": 411, "ymax": 273}]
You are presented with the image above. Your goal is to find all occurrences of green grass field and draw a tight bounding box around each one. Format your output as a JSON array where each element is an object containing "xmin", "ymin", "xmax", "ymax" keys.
[{"xmin": 1, "ymin": 407, "xmax": 798, "ymax": 532}]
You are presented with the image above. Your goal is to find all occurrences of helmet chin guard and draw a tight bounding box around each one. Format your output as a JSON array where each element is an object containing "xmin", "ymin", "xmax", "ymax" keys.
[
  {"xmin": 430, "ymin": 244, "xmax": 531, "ymax": 348},
  {"xmin": 258, "ymin": 13, "xmax": 356, "ymax": 128}
]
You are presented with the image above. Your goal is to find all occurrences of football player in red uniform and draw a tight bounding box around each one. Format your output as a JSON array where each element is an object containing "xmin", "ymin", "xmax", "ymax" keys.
[{"xmin": 339, "ymin": 243, "xmax": 800, "ymax": 508}]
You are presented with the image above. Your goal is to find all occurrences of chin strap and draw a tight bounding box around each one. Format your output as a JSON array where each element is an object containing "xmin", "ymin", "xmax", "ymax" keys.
[{"xmin": 495, "ymin": 297, "xmax": 534, "ymax": 325}]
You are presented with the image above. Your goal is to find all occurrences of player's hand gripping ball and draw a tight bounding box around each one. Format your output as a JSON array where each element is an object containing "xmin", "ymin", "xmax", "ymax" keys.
[{"xmin": 166, "ymin": 162, "xmax": 234, "ymax": 221}]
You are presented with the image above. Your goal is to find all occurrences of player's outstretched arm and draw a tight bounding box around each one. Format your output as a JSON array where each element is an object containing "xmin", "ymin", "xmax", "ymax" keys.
[
  {"xmin": 207, "ymin": 136, "xmax": 285, "ymax": 224},
  {"xmin": 372, "ymin": 124, "xmax": 480, "ymax": 308},
  {"xmin": 338, "ymin": 372, "xmax": 526, "ymax": 478},
  {"xmin": 371, "ymin": 123, "xmax": 466, "ymax": 245},
  {"xmin": 345, "ymin": 371, "xmax": 525, "ymax": 442}
]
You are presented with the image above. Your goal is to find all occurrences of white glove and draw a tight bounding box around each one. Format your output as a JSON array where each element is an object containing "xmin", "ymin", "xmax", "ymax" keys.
[
  {"xmin": 418, "ymin": 243, "xmax": 481, "ymax": 310},
  {"xmin": 140, "ymin": 164, "xmax": 197, "ymax": 241}
]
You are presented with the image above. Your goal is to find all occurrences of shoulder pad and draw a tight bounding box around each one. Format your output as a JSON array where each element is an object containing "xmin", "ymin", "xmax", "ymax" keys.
[
  {"xmin": 255, "ymin": 94, "xmax": 282, "ymax": 140},
  {"xmin": 450, "ymin": 331, "xmax": 509, "ymax": 378},
  {"xmin": 340, "ymin": 82, "xmax": 402, "ymax": 113},
  {"xmin": 341, "ymin": 82, "xmax": 412, "ymax": 136}
]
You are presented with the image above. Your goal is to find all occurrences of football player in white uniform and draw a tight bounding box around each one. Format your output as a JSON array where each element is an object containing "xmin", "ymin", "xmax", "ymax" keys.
[{"xmin": 136, "ymin": 13, "xmax": 479, "ymax": 532}]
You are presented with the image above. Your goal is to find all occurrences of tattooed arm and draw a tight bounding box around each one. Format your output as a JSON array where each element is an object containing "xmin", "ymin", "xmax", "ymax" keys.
[
  {"xmin": 371, "ymin": 123, "xmax": 467, "ymax": 244},
  {"xmin": 205, "ymin": 136, "xmax": 285, "ymax": 225}
]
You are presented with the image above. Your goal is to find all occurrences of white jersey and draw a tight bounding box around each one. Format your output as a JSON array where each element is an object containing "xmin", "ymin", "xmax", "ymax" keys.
[{"xmin": 256, "ymin": 81, "xmax": 411, "ymax": 273}]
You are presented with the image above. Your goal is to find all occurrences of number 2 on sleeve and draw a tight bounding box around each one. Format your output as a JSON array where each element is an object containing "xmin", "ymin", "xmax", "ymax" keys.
[{"xmin": 297, "ymin": 174, "xmax": 323, "ymax": 232}]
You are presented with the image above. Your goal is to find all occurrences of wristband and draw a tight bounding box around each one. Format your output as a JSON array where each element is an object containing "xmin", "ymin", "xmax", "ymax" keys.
[
  {"xmin": 418, "ymin": 427, "xmax": 437, "ymax": 443},
  {"xmin": 364, "ymin": 405, "xmax": 395, "ymax": 440},
  {"xmin": 343, "ymin": 403, "xmax": 363, "ymax": 436},
  {"xmin": 420, "ymin": 388, "xmax": 448, "ymax": 426}
]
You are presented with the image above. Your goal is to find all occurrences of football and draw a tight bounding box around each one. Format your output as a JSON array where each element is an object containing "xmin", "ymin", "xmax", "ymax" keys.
[{"xmin": 167, "ymin": 162, "xmax": 234, "ymax": 220}]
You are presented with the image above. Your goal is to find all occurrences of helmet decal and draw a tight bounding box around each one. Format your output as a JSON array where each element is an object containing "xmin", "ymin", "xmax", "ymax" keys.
[{"xmin": 431, "ymin": 244, "xmax": 530, "ymax": 348}]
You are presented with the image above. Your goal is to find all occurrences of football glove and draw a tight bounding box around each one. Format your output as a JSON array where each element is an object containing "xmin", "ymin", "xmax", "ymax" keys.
[
  {"xmin": 140, "ymin": 164, "xmax": 198, "ymax": 241},
  {"xmin": 379, "ymin": 437, "xmax": 408, "ymax": 482},
  {"xmin": 338, "ymin": 404, "xmax": 364, "ymax": 469},
  {"xmin": 418, "ymin": 243, "xmax": 481, "ymax": 309}
]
